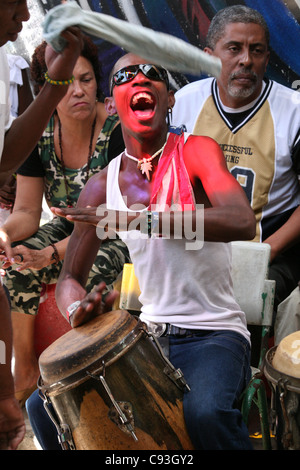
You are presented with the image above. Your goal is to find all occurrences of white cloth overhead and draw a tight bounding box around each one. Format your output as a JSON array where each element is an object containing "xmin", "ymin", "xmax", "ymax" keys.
[
  {"xmin": 0, "ymin": 47, "xmax": 14, "ymax": 159},
  {"xmin": 42, "ymin": 1, "xmax": 221, "ymax": 78},
  {"xmin": 7, "ymin": 54, "xmax": 29, "ymax": 117}
]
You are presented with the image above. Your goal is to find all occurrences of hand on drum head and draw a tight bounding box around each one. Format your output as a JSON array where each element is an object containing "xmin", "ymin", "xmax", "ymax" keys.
[{"xmin": 70, "ymin": 282, "xmax": 119, "ymax": 328}]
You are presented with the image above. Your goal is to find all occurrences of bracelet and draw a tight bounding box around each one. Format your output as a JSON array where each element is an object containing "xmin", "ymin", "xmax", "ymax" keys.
[
  {"xmin": 141, "ymin": 210, "xmax": 152, "ymax": 238},
  {"xmin": 44, "ymin": 71, "xmax": 75, "ymax": 86},
  {"xmin": 151, "ymin": 211, "xmax": 159, "ymax": 235},
  {"xmin": 66, "ymin": 300, "xmax": 81, "ymax": 323},
  {"xmin": 50, "ymin": 243, "xmax": 60, "ymax": 265},
  {"xmin": 141, "ymin": 211, "xmax": 159, "ymax": 238}
]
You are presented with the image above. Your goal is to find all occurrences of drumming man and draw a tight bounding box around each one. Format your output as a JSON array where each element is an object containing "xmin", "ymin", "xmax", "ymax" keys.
[{"xmin": 30, "ymin": 53, "xmax": 256, "ymax": 450}]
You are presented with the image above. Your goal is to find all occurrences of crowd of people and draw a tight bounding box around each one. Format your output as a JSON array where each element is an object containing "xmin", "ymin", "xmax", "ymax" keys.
[{"xmin": 0, "ymin": 1, "xmax": 299, "ymax": 451}]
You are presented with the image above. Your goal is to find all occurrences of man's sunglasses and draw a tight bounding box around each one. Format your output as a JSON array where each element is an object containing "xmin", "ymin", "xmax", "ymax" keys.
[{"xmin": 110, "ymin": 64, "xmax": 169, "ymax": 94}]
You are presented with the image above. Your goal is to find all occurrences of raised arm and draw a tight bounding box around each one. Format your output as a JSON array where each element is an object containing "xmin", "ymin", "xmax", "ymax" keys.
[{"xmin": 0, "ymin": 28, "xmax": 83, "ymax": 186}]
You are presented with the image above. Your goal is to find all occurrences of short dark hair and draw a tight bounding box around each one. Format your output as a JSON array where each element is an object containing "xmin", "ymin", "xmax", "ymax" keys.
[
  {"xmin": 206, "ymin": 5, "xmax": 270, "ymax": 50},
  {"xmin": 30, "ymin": 34, "xmax": 104, "ymax": 100}
]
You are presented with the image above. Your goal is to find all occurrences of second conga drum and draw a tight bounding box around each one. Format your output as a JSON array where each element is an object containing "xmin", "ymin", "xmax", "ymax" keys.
[
  {"xmin": 264, "ymin": 331, "xmax": 300, "ymax": 450},
  {"xmin": 38, "ymin": 310, "xmax": 193, "ymax": 450}
]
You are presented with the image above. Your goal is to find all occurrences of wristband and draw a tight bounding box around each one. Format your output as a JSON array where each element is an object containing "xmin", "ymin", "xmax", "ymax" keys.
[
  {"xmin": 141, "ymin": 211, "xmax": 160, "ymax": 238},
  {"xmin": 50, "ymin": 243, "xmax": 60, "ymax": 265},
  {"xmin": 66, "ymin": 300, "xmax": 81, "ymax": 323},
  {"xmin": 151, "ymin": 211, "xmax": 159, "ymax": 235},
  {"xmin": 44, "ymin": 71, "xmax": 75, "ymax": 86},
  {"xmin": 142, "ymin": 210, "xmax": 151, "ymax": 238}
]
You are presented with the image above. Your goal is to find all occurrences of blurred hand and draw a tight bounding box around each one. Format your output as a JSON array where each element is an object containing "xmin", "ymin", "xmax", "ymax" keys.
[
  {"xmin": 0, "ymin": 229, "xmax": 13, "ymax": 262},
  {"xmin": 0, "ymin": 397, "xmax": 26, "ymax": 450}
]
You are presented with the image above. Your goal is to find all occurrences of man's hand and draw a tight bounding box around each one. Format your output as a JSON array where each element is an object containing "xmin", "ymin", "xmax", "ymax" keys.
[
  {"xmin": 70, "ymin": 282, "xmax": 119, "ymax": 328},
  {"xmin": 51, "ymin": 207, "xmax": 137, "ymax": 234},
  {"xmin": 51, "ymin": 206, "xmax": 100, "ymax": 226},
  {"xmin": 45, "ymin": 27, "xmax": 83, "ymax": 82}
]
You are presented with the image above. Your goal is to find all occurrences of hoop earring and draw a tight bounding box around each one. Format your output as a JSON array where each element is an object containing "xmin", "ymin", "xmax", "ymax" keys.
[{"xmin": 167, "ymin": 107, "xmax": 173, "ymax": 126}]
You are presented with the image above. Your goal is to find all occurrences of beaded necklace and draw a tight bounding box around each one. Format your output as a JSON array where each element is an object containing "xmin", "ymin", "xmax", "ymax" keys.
[
  {"xmin": 124, "ymin": 140, "xmax": 167, "ymax": 180},
  {"xmin": 58, "ymin": 116, "xmax": 96, "ymax": 207}
]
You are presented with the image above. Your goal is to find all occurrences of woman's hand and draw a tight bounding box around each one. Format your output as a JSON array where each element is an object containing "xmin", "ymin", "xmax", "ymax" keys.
[{"xmin": 1, "ymin": 245, "xmax": 56, "ymax": 271}]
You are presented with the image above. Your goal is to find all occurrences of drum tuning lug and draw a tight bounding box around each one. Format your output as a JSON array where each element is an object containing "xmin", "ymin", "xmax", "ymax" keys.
[
  {"xmin": 58, "ymin": 424, "xmax": 76, "ymax": 450},
  {"xmin": 41, "ymin": 393, "xmax": 76, "ymax": 450},
  {"xmin": 87, "ymin": 370, "xmax": 138, "ymax": 442},
  {"xmin": 147, "ymin": 332, "xmax": 191, "ymax": 392},
  {"xmin": 108, "ymin": 402, "xmax": 138, "ymax": 441},
  {"xmin": 164, "ymin": 367, "xmax": 191, "ymax": 392}
]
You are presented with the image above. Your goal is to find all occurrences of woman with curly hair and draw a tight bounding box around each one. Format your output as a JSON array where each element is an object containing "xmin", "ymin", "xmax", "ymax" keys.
[{"xmin": 0, "ymin": 35, "xmax": 129, "ymax": 406}]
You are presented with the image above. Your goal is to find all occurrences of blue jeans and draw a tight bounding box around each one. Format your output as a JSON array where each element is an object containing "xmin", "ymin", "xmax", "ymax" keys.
[
  {"xmin": 27, "ymin": 329, "xmax": 252, "ymax": 450},
  {"xmin": 168, "ymin": 329, "xmax": 252, "ymax": 450},
  {"xmin": 26, "ymin": 391, "xmax": 62, "ymax": 450}
]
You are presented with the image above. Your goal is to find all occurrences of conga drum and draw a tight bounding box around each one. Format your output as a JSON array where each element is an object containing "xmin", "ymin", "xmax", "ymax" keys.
[
  {"xmin": 264, "ymin": 331, "xmax": 300, "ymax": 450},
  {"xmin": 38, "ymin": 309, "xmax": 193, "ymax": 450}
]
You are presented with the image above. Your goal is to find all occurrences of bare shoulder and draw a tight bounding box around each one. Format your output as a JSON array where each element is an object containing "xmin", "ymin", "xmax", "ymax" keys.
[
  {"xmin": 183, "ymin": 134, "xmax": 226, "ymax": 180},
  {"xmin": 185, "ymin": 134, "xmax": 222, "ymax": 157}
]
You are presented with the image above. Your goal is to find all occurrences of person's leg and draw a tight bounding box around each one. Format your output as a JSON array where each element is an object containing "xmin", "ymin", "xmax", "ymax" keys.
[
  {"xmin": 169, "ymin": 329, "xmax": 252, "ymax": 450},
  {"xmin": 6, "ymin": 219, "xmax": 71, "ymax": 405},
  {"xmin": 12, "ymin": 312, "xmax": 40, "ymax": 404},
  {"xmin": 26, "ymin": 389, "xmax": 62, "ymax": 450}
]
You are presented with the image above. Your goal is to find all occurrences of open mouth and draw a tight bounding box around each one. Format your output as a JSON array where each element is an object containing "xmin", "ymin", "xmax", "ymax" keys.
[{"xmin": 130, "ymin": 92, "xmax": 156, "ymax": 118}]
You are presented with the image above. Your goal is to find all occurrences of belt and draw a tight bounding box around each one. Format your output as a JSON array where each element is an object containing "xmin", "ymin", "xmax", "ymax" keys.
[{"xmin": 145, "ymin": 321, "xmax": 195, "ymax": 337}]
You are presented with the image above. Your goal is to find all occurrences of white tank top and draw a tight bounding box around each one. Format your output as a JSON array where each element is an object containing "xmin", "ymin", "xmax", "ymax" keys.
[{"xmin": 106, "ymin": 152, "xmax": 250, "ymax": 342}]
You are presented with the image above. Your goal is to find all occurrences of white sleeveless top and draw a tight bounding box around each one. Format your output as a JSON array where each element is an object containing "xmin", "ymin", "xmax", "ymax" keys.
[{"xmin": 106, "ymin": 152, "xmax": 250, "ymax": 342}]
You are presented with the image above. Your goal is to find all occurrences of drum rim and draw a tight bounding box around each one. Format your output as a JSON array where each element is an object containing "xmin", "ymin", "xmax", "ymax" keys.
[
  {"xmin": 39, "ymin": 318, "xmax": 147, "ymax": 397},
  {"xmin": 264, "ymin": 346, "xmax": 300, "ymax": 393}
]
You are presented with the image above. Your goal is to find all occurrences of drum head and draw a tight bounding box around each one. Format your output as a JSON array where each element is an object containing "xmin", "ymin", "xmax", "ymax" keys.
[
  {"xmin": 39, "ymin": 310, "xmax": 139, "ymax": 389},
  {"xmin": 264, "ymin": 348, "xmax": 300, "ymax": 393},
  {"xmin": 273, "ymin": 331, "xmax": 300, "ymax": 379}
]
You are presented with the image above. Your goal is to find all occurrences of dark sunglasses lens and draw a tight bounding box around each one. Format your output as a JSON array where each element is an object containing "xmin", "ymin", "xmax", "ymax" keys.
[
  {"xmin": 112, "ymin": 64, "xmax": 168, "ymax": 90},
  {"xmin": 143, "ymin": 65, "xmax": 169, "ymax": 87},
  {"xmin": 114, "ymin": 66, "xmax": 138, "ymax": 85},
  {"xmin": 142, "ymin": 64, "xmax": 161, "ymax": 79}
]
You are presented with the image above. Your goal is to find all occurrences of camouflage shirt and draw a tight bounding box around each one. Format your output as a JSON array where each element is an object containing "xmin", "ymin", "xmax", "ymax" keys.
[{"xmin": 17, "ymin": 113, "xmax": 121, "ymax": 208}]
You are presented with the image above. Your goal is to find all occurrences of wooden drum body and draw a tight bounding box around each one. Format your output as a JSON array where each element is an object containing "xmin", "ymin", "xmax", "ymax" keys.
[{"xmin": 38, "ymin": 310, "xmax": 193, "ymax": 450}]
